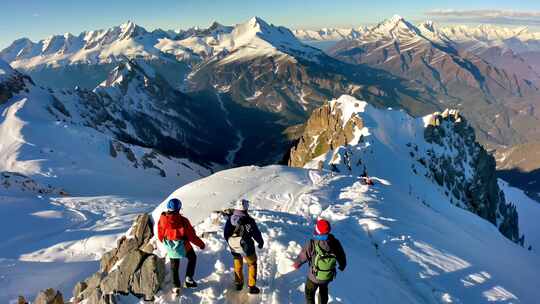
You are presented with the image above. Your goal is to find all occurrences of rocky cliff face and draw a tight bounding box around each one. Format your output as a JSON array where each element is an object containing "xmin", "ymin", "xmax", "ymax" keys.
[
  {"xmin": 288, "ymin": 96, "xmax": 522, "ymax": 243},
  {"xmin": 419, "ymin": 110, "xmax": 521, "ymax": 242},
  {"xmin": 288, "ymin": 101, "xmax": 364, "ymax": 168},
  {"xmin": 0, "ymin": 60, "xmax": 32, "ymax": 105},
  {"xmin": 72, "ymin": 214, "xmax": 165, "ymax": 303}
]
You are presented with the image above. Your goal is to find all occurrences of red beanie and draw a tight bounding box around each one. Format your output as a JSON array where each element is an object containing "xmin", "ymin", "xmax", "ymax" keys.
[{"xmin": 315, "ymin": 219, "xmax": 331, "ymax": 235}]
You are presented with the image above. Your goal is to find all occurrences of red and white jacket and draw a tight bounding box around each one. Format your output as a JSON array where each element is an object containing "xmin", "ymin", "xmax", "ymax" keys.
[{"xmin": 157, "ymin": 212, "xmax": 205, "ymax": 251}]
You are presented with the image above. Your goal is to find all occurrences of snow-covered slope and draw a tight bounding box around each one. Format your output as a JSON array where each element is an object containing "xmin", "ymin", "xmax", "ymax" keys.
[
  {"xmin": 0, "ymin": 60, "xmax": 212, "ymax": 195},
  {"xmin": 76, "ymin": 162, "xmax": 538, "ymax": 303},
  {"xmin": 499, "ymin": 179, "xmax": 540, "ymax": 252},
  {"xmin": 0, "ymin": 60, "xmax": 216, "ymax": 302},
  {"xmin": 134, "ymin": 96, "xmax": 537, "ymax": 303}
]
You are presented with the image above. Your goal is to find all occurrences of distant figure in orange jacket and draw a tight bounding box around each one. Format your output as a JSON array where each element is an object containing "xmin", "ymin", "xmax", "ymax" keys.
[{"xmin": 158, "ymin": 198, "xmax": 205, "ymax": 293}]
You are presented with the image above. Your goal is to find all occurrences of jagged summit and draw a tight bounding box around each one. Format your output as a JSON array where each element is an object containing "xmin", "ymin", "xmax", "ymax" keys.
[
  {"xmin": 96, "ymin": 59, "xmax": 156, "ymax": 89},
  {"xmin": 369, "ymin": 14, "xmax": 416, "ymax": 34}
]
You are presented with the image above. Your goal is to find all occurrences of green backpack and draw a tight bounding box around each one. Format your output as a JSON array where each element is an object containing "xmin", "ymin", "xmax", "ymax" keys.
[{"xmin": 312, "ymin": 241, "xmax": 338, "ymax": 281}]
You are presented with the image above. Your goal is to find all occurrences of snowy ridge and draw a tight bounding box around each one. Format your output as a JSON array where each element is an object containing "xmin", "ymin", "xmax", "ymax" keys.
[
  {"xmin": 0, "ymin": 21, "xmax": 169, "ymax": 69},
  {"xmin": 293, "ymin": 27, "xmax": 366, "ymax": 41},
  {"xmin": 290, "ymin": 95, "xmax": 521, "ymax": 242}
]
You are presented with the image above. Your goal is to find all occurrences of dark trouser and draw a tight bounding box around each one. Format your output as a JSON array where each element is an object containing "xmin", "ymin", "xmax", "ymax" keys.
[
  {"xmin": 305, "ymin": 278, "xmax": 329, "ymax": 304},
  {"xmin": 170, "ymin": 249, "xmax": 197, "ymax": 288}
]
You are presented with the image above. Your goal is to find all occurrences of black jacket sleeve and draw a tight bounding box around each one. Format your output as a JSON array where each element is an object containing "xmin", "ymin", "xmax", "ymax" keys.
[
  {"xmin": 223, "ymin": 217, "xmax": 234, "ymax": 241},
  {"xmin": 249, "ymin": 217, "xmax": 264, "ymax": 246},
  {"xmin": 331, "ymin": 236, "xmax": 347, "ymax": 270}
]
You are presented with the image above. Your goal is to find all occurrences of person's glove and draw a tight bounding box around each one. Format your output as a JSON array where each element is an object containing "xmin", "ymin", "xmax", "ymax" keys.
[
  {"xmin": 200, "ymin": 243, "xmax": 206, "ymax": 250},
  {"xmin": 338, "ymin": 265, "xmax": 345, "ymax": 271},
  {"xmin": 258, "ymin": 242, "xmax": 264, "ymax": 249}
]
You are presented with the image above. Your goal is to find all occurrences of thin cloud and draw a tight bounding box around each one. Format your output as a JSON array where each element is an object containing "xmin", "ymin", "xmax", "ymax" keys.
[
  {"xmin": 32, "ymin": 13, "xmax": 40, "ymax": 17},
  {"xmin": 425, "ymin": 9, "xmax": 540, "ymax": 26}
]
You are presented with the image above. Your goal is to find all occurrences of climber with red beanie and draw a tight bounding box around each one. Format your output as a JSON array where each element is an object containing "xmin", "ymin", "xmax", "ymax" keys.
[{"xmin": 293, "ymin": 218, "xmax": 347, "ymax": 304}]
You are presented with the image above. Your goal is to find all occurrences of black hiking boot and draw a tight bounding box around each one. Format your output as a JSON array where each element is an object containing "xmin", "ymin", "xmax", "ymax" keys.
[
  {"xmin": 248, "ymin": 286, "xmax": 260, "ymax": 294},
  {"xmin": 235, "ymin": 283, "xmax": 243, "ymax": 291},
  {"xmin": 185, "ymin": 277, "xmax": 198, "ymax": 288}
]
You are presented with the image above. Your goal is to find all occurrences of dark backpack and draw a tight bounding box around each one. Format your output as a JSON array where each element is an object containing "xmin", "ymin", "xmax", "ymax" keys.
[
  {"xmin": 228, "ymin": 219, "xmax": 248, "ymax": 255},
  {"xmin": 312, "ymin": 241, "xmax": 337, "ymax": 281}
]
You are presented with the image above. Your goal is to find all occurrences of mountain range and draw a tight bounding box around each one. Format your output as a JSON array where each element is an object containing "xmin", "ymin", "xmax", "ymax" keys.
[
  {"xmin": 2, "ymin": 17, "xmax": 540, "ymax": 175},
  {"xmin": 2, "ymin": 17, "xmax": 441, "ymax": 167}
]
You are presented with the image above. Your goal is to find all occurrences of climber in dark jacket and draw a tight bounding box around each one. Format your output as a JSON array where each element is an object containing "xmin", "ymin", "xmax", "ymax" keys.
[
  {"xmin": 293, "ymin": 219, "xmax": 347, "ymax": 304},
  {"xmin": 223, "ymin": 199, "xmax": 264, "ymax": 294}
]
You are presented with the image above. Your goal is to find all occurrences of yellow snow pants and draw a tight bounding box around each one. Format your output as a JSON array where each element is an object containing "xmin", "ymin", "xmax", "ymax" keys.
[{"xmin": 233, "ymin": 254, "xmax": 257, "ymax": 287}]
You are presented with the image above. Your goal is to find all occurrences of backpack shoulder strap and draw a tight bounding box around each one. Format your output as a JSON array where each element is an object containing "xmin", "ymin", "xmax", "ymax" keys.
[{"xmin": 314, "ymin": 240, "xmax": 328, "ymax": 255}]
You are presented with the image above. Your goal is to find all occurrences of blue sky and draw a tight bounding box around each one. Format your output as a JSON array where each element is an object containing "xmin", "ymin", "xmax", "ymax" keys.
[{"xmin": 2, "ymin": 0, "xmax": 540, "ymax": 48}]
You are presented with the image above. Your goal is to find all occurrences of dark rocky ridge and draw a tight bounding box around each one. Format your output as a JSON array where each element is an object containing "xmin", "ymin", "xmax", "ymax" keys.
[
  {"xmin": 0, "ymin": 66, "xmax": 32, "ymax": 105},
  {"xmin": 421, "ymin": 110, "xmax": 521, "ymax": 242}
]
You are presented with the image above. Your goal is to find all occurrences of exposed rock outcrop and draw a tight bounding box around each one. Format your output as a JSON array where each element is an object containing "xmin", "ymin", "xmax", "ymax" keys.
[
  {"xmin": 288, "ymin": 102, "xmax": 363, "ymax": 168},
  {"xmin": 34, "ymin": 289, "xmax": 64, "ymax": 304},
  {"xmin": 0, "ymin": 63, "xmax": 32, "ymax": 105},
  {"xmin": 72, "ymin": 214, "xmax": 165, "ymax": 303}
]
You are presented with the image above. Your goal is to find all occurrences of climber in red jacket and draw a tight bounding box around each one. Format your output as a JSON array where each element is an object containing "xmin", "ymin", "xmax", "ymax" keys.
[{"xmin": 158, "ymin": 198, "xmax": 205, "ymax": 293}]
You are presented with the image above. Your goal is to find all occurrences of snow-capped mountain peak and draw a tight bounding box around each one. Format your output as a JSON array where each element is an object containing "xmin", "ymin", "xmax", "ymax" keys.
[
  {"xmin": 97, "ymin": 60, "xmax": 144, "ymax": 88},
  {"xmin": 228, "ymin": 16, "xmax": 296, "ymax": 48},
  {"xmin": 371, "ymin": 14, "xmax": 414, "ymax": 33},
  {"xmin": 93, "ymin": 59, "xmax": 160, "ymax": 101},
  {"xmin": 208, "ymin": 16, "xmax": 324, "ymax": 64},
  {"xmin": 117, "ymin": 20, "xmax": 147, "ymax": 39}
]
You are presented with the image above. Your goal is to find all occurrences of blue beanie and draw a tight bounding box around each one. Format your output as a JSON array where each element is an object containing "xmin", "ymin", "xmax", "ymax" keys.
[{"xmin": 167, "ymin": 198, "xmax": 182, "ymax": 212}]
